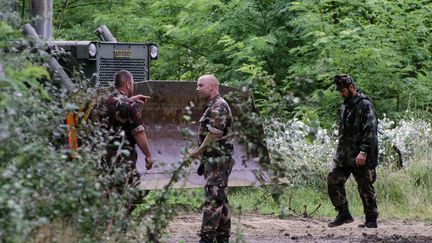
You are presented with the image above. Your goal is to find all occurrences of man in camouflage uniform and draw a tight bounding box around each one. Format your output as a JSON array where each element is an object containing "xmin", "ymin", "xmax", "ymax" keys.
[
  {"xmin": 98, "ymin": 70, "xmax": 153, "ymax": 216},
  {"xmin": 189, "ymin": 74, "xmax": 234, "ymax": 243},
  {"xmin": 327, "ymin": 74, "xmax": 379, "ymax": 228}
]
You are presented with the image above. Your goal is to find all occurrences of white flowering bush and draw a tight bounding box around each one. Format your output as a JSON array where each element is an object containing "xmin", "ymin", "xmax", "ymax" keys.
[
  {"xmin": 265, "ymin": 117, "xmax": 432, "ymax": 187},
  {"xmin": 378, "ymin": 116, "xmax": 432, "ymax": 167},
  {"xmin": 264, "ymin": 118, "xmax": 336, "ymax": 186}
]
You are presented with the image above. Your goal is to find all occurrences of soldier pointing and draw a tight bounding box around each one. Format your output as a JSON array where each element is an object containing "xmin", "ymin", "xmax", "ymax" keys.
[{"xmin": 98, "ymin": 70, "xmax": 153, "ymax": 219}]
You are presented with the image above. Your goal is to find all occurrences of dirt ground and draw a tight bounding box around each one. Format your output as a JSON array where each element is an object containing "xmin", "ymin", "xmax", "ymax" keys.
[{"xmin": 166, "ymin": 213, "xmax": 432, "ymax": 242}]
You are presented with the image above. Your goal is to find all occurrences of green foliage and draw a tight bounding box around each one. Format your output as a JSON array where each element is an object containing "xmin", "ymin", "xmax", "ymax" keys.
[
  {"xmin": 287, "ymin": 0, "xmax": 432, "ymax": 123},
  {"xmin": 51, "ymin": 0, "xmax": 294, "ymax": 87},
  {"xmin": 51, "ymin": 0, "xmax": 432, "ymax": 125},
  {"xmin": 0, "ymin": 18, "xmax": 144, "ymax": 241}
]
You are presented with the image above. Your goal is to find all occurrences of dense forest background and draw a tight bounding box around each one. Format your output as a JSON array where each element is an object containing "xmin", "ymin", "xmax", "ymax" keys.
[
  {"xmin": 45, "ymin": 0, "xmax": 432, "ymax": 125},
  {"xmin": 1, "ymin": 0, "xmax": 432, "ymax": 241}
]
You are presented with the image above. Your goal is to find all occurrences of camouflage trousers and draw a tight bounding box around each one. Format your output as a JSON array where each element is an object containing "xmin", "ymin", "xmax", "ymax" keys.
[
  {"xmin": 103, "ymin": 147, "xmax": 144, "ymax": 215},
  {"xmin": 199, "ymin": 185, "xmax": 231, "ymax": 241},
  {"xmin": 327, "ymin": 166, "xmax": 378, "ymax": 220}
]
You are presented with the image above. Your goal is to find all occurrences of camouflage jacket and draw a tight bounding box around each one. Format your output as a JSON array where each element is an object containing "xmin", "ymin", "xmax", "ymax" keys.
[
  {"xmin": 99, "ymin": 90, "xmax": 144, "ymax": 153},
  {"xmin": 335, "ymin": 90, "xmax": 378, "ymax": 168},
  {"xmin": 199, "ymin": 95, "xmax": 234, "ymax": 186}
]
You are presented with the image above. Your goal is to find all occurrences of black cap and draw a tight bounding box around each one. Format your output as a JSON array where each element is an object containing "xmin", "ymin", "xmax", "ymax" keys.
[{"xmin": 333, "ymin": 74, "xmax": 354, "ymax": 91}]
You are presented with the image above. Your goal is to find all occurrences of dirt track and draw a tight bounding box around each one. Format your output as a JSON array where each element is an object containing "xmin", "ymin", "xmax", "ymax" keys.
[{"xmin": 166, "ymin": 214, "xmax": 432, "ymax": 242}]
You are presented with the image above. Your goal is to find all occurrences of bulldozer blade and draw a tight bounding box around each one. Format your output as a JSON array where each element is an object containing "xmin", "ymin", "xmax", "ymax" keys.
[{"xmin": 133, "ymin": 81, "xmax": 270, "ymax": 189}]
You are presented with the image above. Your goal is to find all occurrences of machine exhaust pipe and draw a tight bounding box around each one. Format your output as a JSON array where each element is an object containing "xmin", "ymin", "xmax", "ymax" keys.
[{"xmin": 95, "ymin": 25, "xmax": 117, "ymax": 42}]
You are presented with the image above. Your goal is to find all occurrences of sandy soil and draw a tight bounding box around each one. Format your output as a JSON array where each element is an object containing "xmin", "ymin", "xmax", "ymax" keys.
[{"xmin": 166, "ymin": 213, "xmax": 432, "ymax": 242}]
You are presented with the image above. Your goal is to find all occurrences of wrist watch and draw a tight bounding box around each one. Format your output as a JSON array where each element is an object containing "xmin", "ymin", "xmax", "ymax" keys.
[{"xmin": 360, "ymin": 151, "xmax": 367, "ymax": 156}]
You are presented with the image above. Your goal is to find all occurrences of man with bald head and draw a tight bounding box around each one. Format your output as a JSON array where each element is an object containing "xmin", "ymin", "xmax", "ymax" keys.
[{"xmin": 189, "ymin": 75, "xmax": 234, "ymax": 243}]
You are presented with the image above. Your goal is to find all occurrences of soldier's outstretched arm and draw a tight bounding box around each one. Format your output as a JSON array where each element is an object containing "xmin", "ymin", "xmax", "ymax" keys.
[
  {"xmin": 131, "ymin": 95, "xmax": 151, "ymax": 105},
  {"xmin": 134, "ymin": 131, "xmax": 153, "ymax": 170}
]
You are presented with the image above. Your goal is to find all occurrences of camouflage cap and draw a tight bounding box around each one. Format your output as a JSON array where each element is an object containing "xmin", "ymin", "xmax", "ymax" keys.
[{"xmin": 333, "ymin": 74, "xmax": 354, "ymax": 91}]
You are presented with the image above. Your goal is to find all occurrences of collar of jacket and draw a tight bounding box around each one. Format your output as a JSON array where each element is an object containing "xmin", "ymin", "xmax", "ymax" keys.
[
  {"xmin": 206, "ymin": 94, "xmax": 221, "ymax": 107},
  {"xmin": 344, "ymin": 90, "xmax": 367, "ymax": 107},
  {"xmin": 113, "ymin": 89, "xmax": 128, "ymax": 97}
]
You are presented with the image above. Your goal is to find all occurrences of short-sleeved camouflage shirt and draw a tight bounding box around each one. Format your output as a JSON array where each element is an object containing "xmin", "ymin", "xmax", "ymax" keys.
[
  {"xmin": 97, "ymin": 90, "xmax": 143, "ymax": 195},
  {"xmin": 199, "ymin": 95, "xmax": 233, "ymax": 149},
  {"xmin": 199, "ymin": 95, "xmax": 234, "ymax": 186},
  {"xmin": 99, "ymin": 90, "xmax": 144, "ymax": 149}
]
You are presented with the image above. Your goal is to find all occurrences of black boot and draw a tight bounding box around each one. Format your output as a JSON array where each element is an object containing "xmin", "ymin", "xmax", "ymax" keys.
[
  {"xmin": 358, "ymin": 219, "xmax": 378, "ymax": 228},
  {"xmin": 199, "ymin": 239, "xmax": 214, "ymax": 243},
  {"xmin": 216, "ymin": 236, "xmax": 229, "ymax": 243},
  {"xmin": 328, "ymin": 210, "xmax": 354, "ymax": 227}
]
